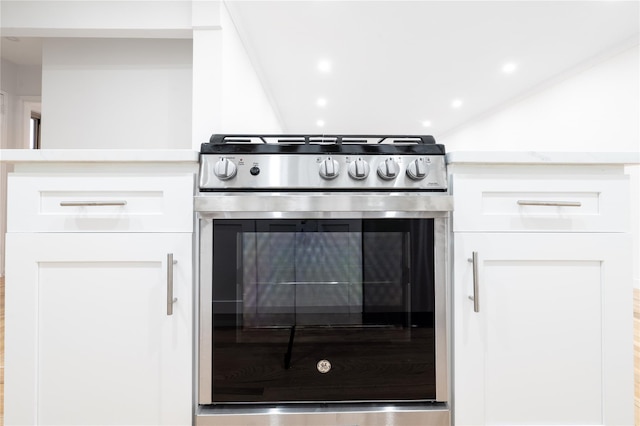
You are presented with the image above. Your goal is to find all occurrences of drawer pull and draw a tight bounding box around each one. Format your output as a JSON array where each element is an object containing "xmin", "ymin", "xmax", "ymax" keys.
[
  {"xmin": 517, "ymin": 200, "xmax": 581, "ymax": 207},
  {"xmin": 59, "ymin": 201, "xmax": 128, "ymax": 207}
]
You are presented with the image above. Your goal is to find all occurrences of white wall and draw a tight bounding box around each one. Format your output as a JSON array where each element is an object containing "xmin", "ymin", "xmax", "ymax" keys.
[
  {"xmin": 191, "ymin": 2, "xmax": 282, "ymax": 149},
  {"xmin": 442, "ymin": 46, "xmax": 639, "ymax": 152},
  {"xmin": 41, "ymin": 38, "xmax": 193, "ymax": 149},
  {"xmin": 14, "ymin": 64, "xmax": 41, "ymax": 97},
  {"xmin": 1, "ymin": 0, "xmax": 192, "ymax": 38},
  {"xmin": 442, "ymin": 45, "xmax": 640, "ymax": 288},
  {"xmin": 219, "ymin": 4, "xmax": 282, "ymax": 134},
  {"xmin": 1, "ymin": 58, "xmax": 42, "ymax": 276},
  {"xmin": 0, "ymin": 59, "xmax": 19, "ymax": 147},
  {"xmin": 1, "ymin": 60, "xmax": 42, "ymax": 98},
  {"xmin": 1, "ymin": 58, "xmax": 42, "ymax": 149}
]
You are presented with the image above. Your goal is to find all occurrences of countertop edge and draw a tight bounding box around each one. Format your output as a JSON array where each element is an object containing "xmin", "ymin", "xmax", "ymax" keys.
[
  {"xmin": 3, "ymin": 149, "xmax": 639, "ymax": 165},
  {"xmin": 446, "ymin": 151, "xmax": 640, "ymax": 165},
  {"xmin": 0, "ymin": 149, "xmax": 199, "ymax": 163}
]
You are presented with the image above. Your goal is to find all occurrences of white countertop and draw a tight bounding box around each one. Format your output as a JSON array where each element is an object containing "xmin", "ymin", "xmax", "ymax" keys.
[
  {"xmin": 2, "ymin": 149, "xmax": 638, "ymax": 165},
  {"xmin": 446, "ymin": 151, "xmax": 640, "ymax": 165},
  {"xmin": 0, "ymin": 149, "xmax": 199, "ymax": 163}
]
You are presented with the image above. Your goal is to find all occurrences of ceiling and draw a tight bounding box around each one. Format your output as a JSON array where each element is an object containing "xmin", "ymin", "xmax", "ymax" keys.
[
  {"xmin": 225, "ymin": 0, "xmax": 639, "ymax": 137},
  {"xmin": 1, "ymin": 1, "xmax": 638, "ymax": 138},
  {"xmin": 0, "ymin": 36, "xmax": 42, "ymax": 66}
]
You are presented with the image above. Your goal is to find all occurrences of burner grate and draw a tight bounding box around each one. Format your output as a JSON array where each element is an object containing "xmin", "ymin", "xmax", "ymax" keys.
[{"xmin": 208, "ymin": 134, "xmax": 436, "ymax": 146}]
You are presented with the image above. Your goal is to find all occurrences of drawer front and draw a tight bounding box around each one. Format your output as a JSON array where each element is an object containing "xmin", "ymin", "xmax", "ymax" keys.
[
  {"xmin": 7, "ymin": 173, "xmax": 194, "ymax": 232},
  {"xmin": 453, "ymin": 173, "xmax": 628, "ymax": 232}
]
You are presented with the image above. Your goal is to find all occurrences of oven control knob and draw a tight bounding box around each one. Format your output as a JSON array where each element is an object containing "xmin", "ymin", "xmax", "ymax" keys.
[
  {"xmin": 377, "ymin": 158, "xmax": 399, "ymax": 180},
  {"xmin": 348, "ymin": 158, "xmax": 370, "ymax": 180},
  {"xmin": 213, "ymin": 158, "xmax": 237, "ymax": 180},
  {"xmin": 319, "ymin": 157, "xmax": 340, "ymax": 180},
  {"xmin": 406, "ymin": 158, "xmax": 430, "ymax": 180}
]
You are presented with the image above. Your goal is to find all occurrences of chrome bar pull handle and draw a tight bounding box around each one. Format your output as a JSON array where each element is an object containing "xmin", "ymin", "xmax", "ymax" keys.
[
  {"xmin": 60, "ymin": 201, "xmax": 127, "ymax": 207},
  {"xmin": 167, "ymin": 253, "xmax": 178, "ymax": 316},
  {"xmin": 467, "ymin": 251, "xmax": 479, "ymax": 313},
  {"xmin": 517, "ymin": 200, "xmax": 581, "ymax": 207}
]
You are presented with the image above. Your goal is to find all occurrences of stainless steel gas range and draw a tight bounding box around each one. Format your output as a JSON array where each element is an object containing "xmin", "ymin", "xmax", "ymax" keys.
[{"xmin": 195, "ymin": 134, "xmax": 452, "ymax": 425}]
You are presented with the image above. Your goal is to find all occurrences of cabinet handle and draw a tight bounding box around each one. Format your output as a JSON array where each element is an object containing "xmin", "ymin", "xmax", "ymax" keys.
[
  {"xmin": 167, "ymin": 253, "xmax": 178, "ymax": 316},
  {"xmin": 467, "ymin": 252, "xmax": 479, "ymax": 313},
  {"xmin": 59, "ymin": 201, "xmax": 127, "ymax": 207},
  {"xmin": 517, "ymin": 200, "xmax": 581, "ymax": 207}
]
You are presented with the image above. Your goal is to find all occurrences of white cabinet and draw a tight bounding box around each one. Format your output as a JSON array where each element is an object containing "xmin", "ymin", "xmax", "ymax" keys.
[
  {"xmin": 7, "ymin": 173, "xmax": 193, "ymax": 233},
  {"xmin": 5, "ymin": 233, "xmax": 192, "ymax": 426},
  {"xmin": 454, "ymin": 233, "xmax": 631, "ymax": 425},
  {"xmin": 4, "ymin": 169, "xmax": 195, "ymax": 426},
  {"xmin": 453, "ymin": 171, "xmax": 628, "ymax": 233},
  {"xmin": 451, "ymin": 164, "xmax": 633, "ymax": 426}
]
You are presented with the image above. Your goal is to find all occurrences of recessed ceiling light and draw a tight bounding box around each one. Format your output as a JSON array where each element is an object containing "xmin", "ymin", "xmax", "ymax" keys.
[
  {"xmin": 317, "ymin": 60, "xmax": 332, "ymax": 73},
  {"xmin": 451, "ymin": 99, "xmax": 463, "ymax": 109},
  {"xmin": 316, "ymin": 119, "xmax": 325, "ymax": 127},
  {"xmin": 316, "ymin": 98, "xmax": 327, "ymax": 107},
  {"xmin": 421, "ymin": 120, "xmax": 432, "ymax": 128},
  {"xmin": 502, "ymin": 62, "xmax": 518, "ymax": 74}
]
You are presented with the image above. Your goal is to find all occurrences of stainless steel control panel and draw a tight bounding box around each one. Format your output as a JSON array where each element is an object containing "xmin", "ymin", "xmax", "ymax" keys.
[{"xmin": 199, "ymin": 154, "xmax": 447, "ymax": 190}]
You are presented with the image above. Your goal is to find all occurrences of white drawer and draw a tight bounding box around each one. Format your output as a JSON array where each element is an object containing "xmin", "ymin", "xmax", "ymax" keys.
[
  {"xmin": 453, "ymin": 173, "xmax": 629, "ymax": 232},
  {"xmin": 7, "ymin": 173, "xmax": 194, "ymax": 233}
]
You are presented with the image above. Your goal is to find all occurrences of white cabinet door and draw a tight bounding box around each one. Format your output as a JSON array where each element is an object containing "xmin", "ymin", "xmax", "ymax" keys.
[
  {"xmin": 4, "ymin": 233, "xmax": 193, "ymax": 426},
  {"xmin": 453, "ymin": 233, "xmax": 632, "ymax": 426}
]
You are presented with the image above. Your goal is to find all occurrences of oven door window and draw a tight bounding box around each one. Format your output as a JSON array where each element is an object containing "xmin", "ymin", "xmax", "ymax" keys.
[{"xmin": 210, "ymin": 219, "xmax": 436, "ymax": 403}]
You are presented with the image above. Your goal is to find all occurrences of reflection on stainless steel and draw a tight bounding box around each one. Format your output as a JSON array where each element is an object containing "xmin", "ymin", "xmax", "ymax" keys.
[
  {"xmin": 195, "ymin": 193, "xmax": 453, "ymax": 218},
  {"xmin": 196, "ymin": 405, "xmax": 450, "ymax": 426},
  {"xmin": 434, "ymin": 218, "xmax": 449, "ymax": 401},
  {"xmin": 198, "ymin": 220, "xmax": 213, "ymax": 405}
]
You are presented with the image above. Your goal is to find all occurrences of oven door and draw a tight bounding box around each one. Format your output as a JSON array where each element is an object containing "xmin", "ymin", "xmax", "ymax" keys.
[{"xmin": 196, "ymin": 193, "xmax": 451, "ymax": 406}]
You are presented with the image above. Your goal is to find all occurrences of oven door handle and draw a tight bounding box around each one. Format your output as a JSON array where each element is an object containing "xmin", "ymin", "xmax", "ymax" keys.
[
  {"xmin": 167, "ymin": 253, "xmax": 178, "ymax": 316},
  {"xmin": 467, "ymin": 251, "xmax": 479, "ymax": 313}
]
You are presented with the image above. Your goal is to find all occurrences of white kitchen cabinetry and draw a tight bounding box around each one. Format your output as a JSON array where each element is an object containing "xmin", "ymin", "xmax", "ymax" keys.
[
  {"xmin": 7, "ymin": 174, "xmax": 193, "ymax": 233},
  {"xmin": 5, "ymin": 233, "xmax": 192, "ymax": 425},
  {"xmin": 451, "ymin": 162, "xmax": 633, "ymax": 426},
  {"xmin": 4, "ymin": 168, "xmax": 195, "ymax": 426}
]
